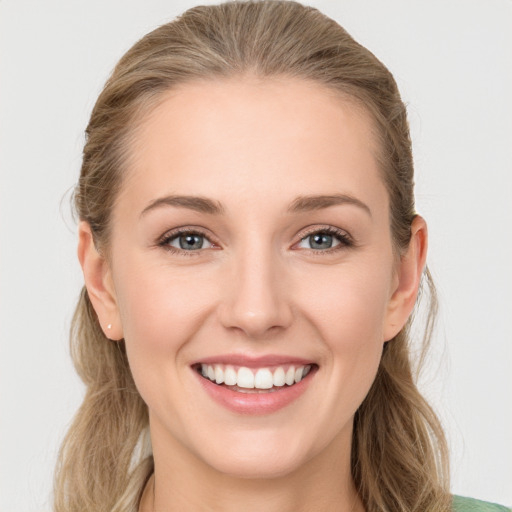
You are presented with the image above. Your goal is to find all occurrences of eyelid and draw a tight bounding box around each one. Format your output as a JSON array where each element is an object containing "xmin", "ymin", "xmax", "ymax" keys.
[
  {"xmin": 156, "ymin": 224, "xmax": 354, "ymax": 256},
  {"xmin": 298, "ymin": 224, "xmax": 350, "ymax": 239},
  {"xmin": 157, "ymin": 226, "xmax": 220, "ymax": 255},
  {"xmin": 292, "ymin": 225, "xmax": 354, "ymax": 252},
  {"xmin": 299, "ymin": 224, "xmax": 354, "ymax": 241}
]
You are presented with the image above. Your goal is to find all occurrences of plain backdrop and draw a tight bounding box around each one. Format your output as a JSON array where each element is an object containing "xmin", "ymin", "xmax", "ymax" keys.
[{"xmin": 1, "ymin": 1, "xmax": 511, "ymax": 510}]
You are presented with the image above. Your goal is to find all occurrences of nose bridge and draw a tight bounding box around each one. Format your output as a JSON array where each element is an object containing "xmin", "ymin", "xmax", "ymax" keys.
[{"xmin": 219, "ymin": 236, "xmax": 292, "ymax": 338}]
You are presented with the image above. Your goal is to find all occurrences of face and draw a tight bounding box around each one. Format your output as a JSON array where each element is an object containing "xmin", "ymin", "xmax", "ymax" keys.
[{"xmin": 94, "ymin": 78, "xmax": 414, "ymax": 478}]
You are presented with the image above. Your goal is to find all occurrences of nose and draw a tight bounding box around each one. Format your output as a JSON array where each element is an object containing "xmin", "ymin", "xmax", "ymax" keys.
[{"xmin": 217, "ymin": 245, "xmax": 293, "ymax": 339}]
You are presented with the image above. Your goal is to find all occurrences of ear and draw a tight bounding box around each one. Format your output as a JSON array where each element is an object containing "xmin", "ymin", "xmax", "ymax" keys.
[
  {"xmin": 77, "ymin": 221, "xmax": 123, "ymax": 341},
  {"xmin": 383, "ymin": 215, "xmax": 428, "ymax": 342}
]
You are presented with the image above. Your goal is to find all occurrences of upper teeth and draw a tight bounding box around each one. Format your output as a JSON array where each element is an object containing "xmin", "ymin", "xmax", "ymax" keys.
[{"xmin": 200, "ymin": 364, "xmax": 312, "ymax": 389}]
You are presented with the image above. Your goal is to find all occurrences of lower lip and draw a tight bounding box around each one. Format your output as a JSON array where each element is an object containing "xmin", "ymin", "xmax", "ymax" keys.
[{"xmin": 194, "ymin": 368, "xmax": 316, "ymax": 415}]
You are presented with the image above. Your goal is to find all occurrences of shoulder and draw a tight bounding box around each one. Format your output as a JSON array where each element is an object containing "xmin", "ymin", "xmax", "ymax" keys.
[{"xmin": 453, "ymin": 496, "xmax": 511, "ymax": 512}]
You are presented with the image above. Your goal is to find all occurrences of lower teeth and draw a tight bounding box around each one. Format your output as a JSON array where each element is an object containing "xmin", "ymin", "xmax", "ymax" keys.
[
  {"xmin": 221, "ymin": 384, "xmax": 284, "ymax": 393},
  {"xmin": 201, "ymin": 377, "xmax": 300, "ymax": 392}
]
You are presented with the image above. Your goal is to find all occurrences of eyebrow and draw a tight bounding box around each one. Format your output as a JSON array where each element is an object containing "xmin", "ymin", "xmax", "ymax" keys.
[
  {"xmin": 140, "ymin": 193, "xmax": 371, "ymax": 218},
  {"xmin": 140, "ymin": 195, "xmax": 225, "ymax": 217},
  {"xmin": 287, "ymin": 194, "xmax": 372, "ymax": 217}
]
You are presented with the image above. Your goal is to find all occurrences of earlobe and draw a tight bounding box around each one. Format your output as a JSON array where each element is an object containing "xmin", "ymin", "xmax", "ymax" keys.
[
  {"xmin": 383, "ymin": 216, "xmax": 428, "ymax": 342},
  {"xmin": 77, "ymin": 221, "xmax": 123, "ymax": 341}
]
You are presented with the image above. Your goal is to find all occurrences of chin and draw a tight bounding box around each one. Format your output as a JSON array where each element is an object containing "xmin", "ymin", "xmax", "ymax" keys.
[
  {"xmin": 192, "ymin": 428, "xmax": 315, "ymax": 480},
  {"xmin": 206, "ymin": 451, "xmax": 306, "ymax": 480}
]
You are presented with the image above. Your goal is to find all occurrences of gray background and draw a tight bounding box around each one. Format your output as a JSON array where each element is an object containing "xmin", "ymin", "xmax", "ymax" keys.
[{"xmin": 1, "ymin": 0, "xmax": 511, "ymax": 510}]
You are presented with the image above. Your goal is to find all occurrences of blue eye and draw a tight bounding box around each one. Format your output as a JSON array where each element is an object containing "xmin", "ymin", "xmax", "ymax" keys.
[
  {"xmin": 158, "ymin": 226, "xmax": 352, "ymax": 256},
  {"xmin": 304, "ymin": 233, "xmax": 338, "ymax": 250},
  {"xmin": 162, "ymin": 231, "xmax": 214, "ymax": 252},
  {"xmin": 297, "ymin": 228, "xmax": 351, "ymax": 251}
]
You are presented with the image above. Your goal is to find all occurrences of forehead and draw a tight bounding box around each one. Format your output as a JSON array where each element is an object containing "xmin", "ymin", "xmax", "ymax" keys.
[{"xmin": 117, "ymin": 76, "xmax": 387, "ymax": 217}]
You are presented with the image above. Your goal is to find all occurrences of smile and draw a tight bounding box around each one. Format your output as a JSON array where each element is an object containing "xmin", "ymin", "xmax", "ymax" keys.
[
  {"xmin": 192, "ymin": 358, "xmax": 318, "ymax": 415},
  {"xmin": 198, "ymin": 363, "xmax": 313, "ymax": 391}
]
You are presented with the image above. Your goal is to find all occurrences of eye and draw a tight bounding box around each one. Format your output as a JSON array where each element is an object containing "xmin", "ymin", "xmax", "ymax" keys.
[
  {"xmin": 296, "ymin": 227, "xmax": 352, "ymax": 252},
  {"xmin": 159, "ymin": 229, "xmax": 215, "ymax": 253}
]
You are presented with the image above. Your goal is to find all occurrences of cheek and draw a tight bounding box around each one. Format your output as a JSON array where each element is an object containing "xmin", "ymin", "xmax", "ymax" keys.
[
  {"xmin": 112, "ymin": 258, "xmax": 218, "ymax": 402},
  {"xmin": 300, "ymin": 262, "xmax": 392, "ymax": 347},
  {"xmin": 115, "ymin": 254, "xmax": 216, "ymax": 338},
  {"xmin": 297, "ymin": 262, "xmax": 392, "ymax": 409},
  {"xmin": 112, "ymin": 242, "xmax": 394, "ymax": 417}
]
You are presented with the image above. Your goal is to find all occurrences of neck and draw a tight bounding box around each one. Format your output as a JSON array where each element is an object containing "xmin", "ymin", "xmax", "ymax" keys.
[{"xmin": 140, "ymin": 421, "xmax": 364, "ymax": 512}]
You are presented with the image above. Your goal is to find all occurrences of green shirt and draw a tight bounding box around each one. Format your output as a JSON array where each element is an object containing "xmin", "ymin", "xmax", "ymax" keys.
[{"xmin": 453, "ymin": 496, "xmax": 511, "ymax": 511}]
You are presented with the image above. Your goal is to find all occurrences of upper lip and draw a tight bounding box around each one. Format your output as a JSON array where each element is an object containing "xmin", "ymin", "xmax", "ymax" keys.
[{"xmin": 192, "ymin": 354, "xmax": 316, "ymax": 368}]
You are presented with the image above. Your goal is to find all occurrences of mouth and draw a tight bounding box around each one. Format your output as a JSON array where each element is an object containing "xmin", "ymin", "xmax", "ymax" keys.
[
  {"xmin": 191, "ymin": 357, "xmax": 318, "ymax": 414},
  {"xmin": 193, "ymin": 362, "xmax": 316, "ymax": 393}
]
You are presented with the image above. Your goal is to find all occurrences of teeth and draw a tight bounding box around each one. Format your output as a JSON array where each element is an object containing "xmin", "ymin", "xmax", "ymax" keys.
[
  {"xmin": 214, "ymin": 365, "xmax": 224, "ymax": 384},
  {"xmin": 254, "ymin": 368, "xmax": 273, "ymax": 389},
  {"xmin": 199, "ymin": 363, "xmax": 313, "ymax": 390},
  {"xmin": 237, "ymin": 367, "xmax": 255, "ymax": 389},
  {"xmin": 224, "ymin": 365, "xmax": 237, "ymax": 386},
  {"xmin": 272, "ymin": 367, "xmax": 285, "ymax": 387},
  {"xmin": 285, "ymin": 366, "xmax": 295, "ymax": 386}
]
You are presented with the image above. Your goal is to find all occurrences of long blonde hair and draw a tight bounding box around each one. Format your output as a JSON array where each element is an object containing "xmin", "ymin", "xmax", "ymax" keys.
[{"xmin": 54, "ymin": 2, "xmax": 450, "ymax": 511}]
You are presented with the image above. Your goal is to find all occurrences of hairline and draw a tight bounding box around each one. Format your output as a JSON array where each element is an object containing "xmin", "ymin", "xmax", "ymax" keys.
[{"xmin": 96, "ymin": 72, "xmax": 396, "ymax": 259}]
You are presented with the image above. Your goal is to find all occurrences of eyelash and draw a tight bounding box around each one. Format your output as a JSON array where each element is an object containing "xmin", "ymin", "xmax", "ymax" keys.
[
  {"xmin": 157, "ymin": 225, "xmax": 354, "ymax": 257},
  {"xmin": 157, "ymin": 228, "xmax": 217, "ymax": 257},
  {"xmin": 297, "ymin": 226, "xmax": 354, "ymax": 255}
]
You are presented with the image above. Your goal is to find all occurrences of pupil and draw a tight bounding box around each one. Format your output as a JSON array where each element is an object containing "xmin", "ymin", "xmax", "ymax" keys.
[
  {"xmin": 311, "ymin": 233, "xmax": 332, "ymax": 249},
  {"xmin": 179, "ymin": 234, "xmax": 203, "ymax": 250}
]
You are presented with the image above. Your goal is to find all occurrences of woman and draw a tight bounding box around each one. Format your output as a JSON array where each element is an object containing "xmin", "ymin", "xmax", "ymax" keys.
[{"xmin": 53, "ymin": 2, "xmax": 509, "ymax": 511}]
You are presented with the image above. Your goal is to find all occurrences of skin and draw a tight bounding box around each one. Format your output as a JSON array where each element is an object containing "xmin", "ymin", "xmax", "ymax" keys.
[{"xmin": 78, "ymin": 77, "xmax": 427, "ymax": 512}]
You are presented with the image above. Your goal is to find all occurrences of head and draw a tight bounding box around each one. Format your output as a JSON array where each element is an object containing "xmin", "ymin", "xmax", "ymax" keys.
[{"xmin": 55, "ymin": 2, "xmax": 449, "ymax": 512}]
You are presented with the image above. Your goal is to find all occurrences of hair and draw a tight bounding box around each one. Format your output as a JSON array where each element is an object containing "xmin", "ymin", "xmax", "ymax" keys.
[{"xmin": 54, "ymin": 2, "xmax": 451, "ymax": 511}]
